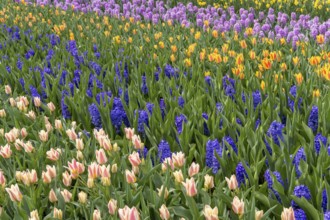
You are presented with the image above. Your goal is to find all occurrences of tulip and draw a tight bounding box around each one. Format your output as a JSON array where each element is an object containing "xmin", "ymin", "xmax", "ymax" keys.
[
  {"xmin": 33, "ymin": 97, "xmax": 41, "ymax": 107},
  {"xmin": 23, "ymin": 141, "xmax": 34, "ymax": 153},
  {"xmin": 0, "ymin": 129, "xmax": 4, "ymax": 136},
  {"xmin": 29, "ymin": 210, "xmax": 39, "ymax": 220},
  {"xmin": 26, "ymin": 110, "xmax": 36, "ymax": 120},
  {"xmin": 5, "ymin": 85, "xmax": 12, "ymax": 94},
  {"xmin": 46, "ymin": 148, "xmax": 60, "ymax": 161},
  {"xmin": 113, "ymin": 143, "xmax": 120, "ymax": 152},
  {"xmin": 39, "ymin": 130, "xmax": 48, "ymax": 142},
  {"xmin": 88, "ymin": 162, "xmax": 100, "ymax": 179},
  {"xmin": 157, "ymin": 185, "xmax": 169, "ymax": 199},
  {"xmin": 0, "ymin": 144, "xmax": 12, "ymax": 158},
  {"xmin": 93, "ymin": 209, "xmax": 101, "ymax": 220},
  {"xmin": 111, "ymin": 163, "xmax": 118, "ymax": 173},
  {"xmin": 0, "ymin": 109, "xmax": 6, "ymax": 118},
  {"xmin": 68, "ymin": 159, "xmax": 85, "ymax": 179},
  {"xmin": 76, "ymin": 150, "xmax": 84, "ymax": 161},
  {"xmin": 281, "ymin": 207, "xmax": 295, "ymax": 220},
  {"xmin": 5, "ymin": 132, "xmax": 16, "ymax": 143},
  {"xmin": 172, "ymin": 152, "xmax": 185, "ymax": 168},
  {"xmin": 108, "ymin": 199, "xmax": 118, "ymax": 215},
  {"xmin": 188, "ymin": 162, "xmax": 200, "ymax": 177},
  {"xmin": 182, "ymin": 178, "xmax": 197, "ymax": 197},
  {"xmin": 255, "ymin": 210, "xmax": 264, "ymax": 220},
  {"xmin": 42, "ymin": 171, "xmax": 52, "ymax": 184},
  {"xmin": 203, "ymin": 205, "xmax": 219, "ymax": 220},
  {"xmin": 61, "ymin": 189, "xmax": 72, "ymax": 203},
  {"xmin": 55, "ymin": 120, "xmax": 63, "ymax": 130},
  {"xmin": 66, "ymin": 128, "xmax": 77, "ymax": 140},
  {"xmin": 128, "ymin": 151, "xmax": 141, "ymax": 167},
  {"xmin": 53, "ymin": 208, "xmax": 63, "ymax": 219},
  {"xmin": 125, "ymin": 127, "xmax": 135, "ymax": 140},
  {"xmin": 49, "ymin": 189, "xmax": 58, "ymax": 203},
  {"xmin": 159, "ymin": 204, "xmax": 170, "ymax": 220},
  {"xmin": 5, "ymin": 184, "xmax": 23, "ymax": 202},
  {"xmin": 0, "ymin": 170, "xmax": 6, "ymax": 188},
  {"xmin": 100, "ymin": 136, "xmax": 112, "ymax": 151},
  {"xmin": 132, "ymin": 135, "xmax": 143, "ymax": 149},
  {"xmin": 9, "ymin": 97, "xmax": 16, "ymax": 106},
  {"xmin": 173, "ymin": 170, "xmax": 184, "ymax": 183},
  {"xmin": 76, "ymin": 138, "xmax": 84, "ymax": 150},
  {"xmin": 232, "ymin": 196, "xmax": 244, "ymax": 216},
  {"xmin": 99, "ymin": 165, "xmax": 111, "ymax": 186},
  {"xmin": 62, "ymin": 171, "xmax": 72, "ymax": 187},
  {"xmin": 225, "ymin": 175, "xmax": 238, "ymax": 190},
  {"xmin": 125, "ymin": 169, "xmax": 137, "ymax": 184},
  {"xmin": 96, "ymin": 149, "xmax": 108, "ymax": 164},
  {"xmin": 118, "ymin": 206, "xmax": 140, "ymax": 220},
  {"xmin": 46, "ymin": 165, "xmax": 56, "ymax": 178},
  {"xmin": 78, "ymin": 191, "xmax": 87, "ymax": 204},
  {"xmin": 45, "ymin": 123, "xmax": 53, "ymax": 133},
  {"xmin": 14, "ymin": 139, "xmax": 24, "ymax": 151},
  {"xmin": 162, "ymin": 157, "xmax": 174, "ymax": 171},
  {"xmin": 47, "ymin": 102, "xmax": 56, "ymax": 112},
  {"xmin": 20, "ymin": 128, "xmax": 28, "ymax": 138}
]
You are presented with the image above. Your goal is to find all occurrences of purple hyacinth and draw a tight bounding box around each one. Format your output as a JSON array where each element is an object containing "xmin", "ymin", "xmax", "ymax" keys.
[
  {"xmin": 222, "ymin": 75, "xmax": 236, "ymax": 99},
  {"xmin": 159, "ymin": 98, "xmax": 166, "ymax": 119},
  {"xmin": 291, "ymin": 185, "xmax": 311, "ymax": 209},
  {"xmin": 223, "ymin": 136, "xmax": 238, "ymax": 155},
  {"xmin": 61, "ymin": 90, "xmax": 71, "ymax": 119},
  {"xmin": 158, "ymin": 140, "xmax": 172, "ymax": 162},
  {"xmin": 293, "ymin": 147, "xmax": 306, "ymax": 178},
  {"xmin": 138, "ymin": 147, "xmax": 148, "ymax": 159},
  {"xmin": 288, "ymin": 85, "xmax": 302, "ymax": 111},
  {"xmin": 202, "ymin": 113, "xmax": 210, "ymax": 136},
  {"xmin": 264, "ymin": 169, "xmax": 284, "ymax": 202},
  {"xmin": 96, "ymin": 91, "xmax": 112, "ymax": 106},
  {"xmin": 205, "ymin": 139, "xmax": 220, "ymax": 168},
  {"xmin": 325, "ymin": 211, "xmax": 330, "ymax": 220},
  {"xmin": 30, "ymin": 85, "xmax": 41, "ymax": 98},
  {"xmin": 178, "ymin": 96, "xmax": 185, "ymax": 108},
  {"xmin": 314, "ymin": 133, "xmax": 327, "ymax": 155},
  {"xmin": 267, "ymin": 121, "xmax": 285, "ymax": 146},
  {"xmin": 175, "ymin": 114, "xmax": 187, "ymax": 135},
  {"xmin": 146, "ymin": 103, "xmax": 154, "ymax": 114},
  {"xmin": 59, "ymin": 70, "xmax": 68, "ymax": 86},
  {"xmin": 294, "ymin": 209, "xmax": 307, "ymax": 220},
  {"xmin": 88, "ymin": 103, "xmax": 102, "ymax": 129},
  {"xmin": 235, "ymin": 162, "xmax": 248, "ymax": 187},
  {"xmin": 141, "ymin": 75, "xmax": 148, "ymax": 95},
  {"xmin": 164, "ymin": 64, "xmax": 177, "ymax": 78},
  {"xmin": 253, "ymin": 90, "xmax": 262, "ymax": 109},
  {"xmin": 137, "ymin": 110, "xmax": 149, "ymax": 134},
  {"xmin": 19, "ymin": 78, "xmax": 25, "ymax": 91},
  {"xmin": 212, "ymin": 142, "xmax": 223, "ymax": 174},
  {"xmin": 308, "ymin": 105, "xmax": 319, "ymax": 133},
  {"xmin": 323, "ymin": 189, "xmax": 328, "ymax": 212}
]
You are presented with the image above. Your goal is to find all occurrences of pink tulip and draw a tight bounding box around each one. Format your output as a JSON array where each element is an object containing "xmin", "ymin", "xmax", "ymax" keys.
[
  {"xmin": 0, "ymin": 144, "xmax": 12, "ymax": 158},
  {"xmin": 0, "ymin": 170, "xmax": 6, "ymax": 188},
  {"xmin": 162, "ymin": 157, "xmax": 174, "ymax": 171},
  {"xmin": 281, "ymin": 207, "xmax": 295, "ymax": 220},
  {"xmin": 172, "ymin": 151, "xmax": 185, "ymax": 168},
  {"xmin": 5, "ymin": 85, "xmax": 12, "ymax": 94},
  {"xmin": 125, "ymin": 128, "xmax": 135, "ymax": 140},
  {"xmin": 182, "ymin": 178, "xmax": 197, "ymax": 197},
  {"xmin": 39, "ymin": 130, "xmax": 48, "ymax": 142},
  {"xmin": 203, "ymin": 205, "xmax": 219, "ymax": 220},
  {"xmin": 66, "ymin": 128, "xmax": 77, "ymax": 141},
  {"xmin": 20, "ymin": 128, "xmax": 28, "ymax": 138},
  {"xmin": 225, "ymin": 175, "xmax": 238, "ymax": 190},
  {"xmin": 128, "ymin": 152, "xmax": 141, "ymax": 167},
  {"xmin": 23, "ymin": 141, "xmax": 34, "ymax": 153},
  {"xmin": 49, "ymin": 189, "xmax": 58, "ymax": 203},
  {"xmin": 62, "ymin": 171, "xmax": 72, "ymax": 187},
  {"xmin": 93, "ymin": 209, "xmax": 101, "ymax": 220},
  {"xmin": 96, "ymin": 149, "xmax": 108, "ymax": 164},
  {"xmin": 188, "ymin": 162, "xmax": 200, "ymax": 177},
  {"xmin": 132, "ymin": 135, "xmax": 143, "ymax": 149},
  {"xmin": 125, "ymin": 170, "xmax": 137, "ymax": 184},
  {"xmin": 232, "ymin": 196, "xmax": 244, "ymax": 216},
  {"xmin": 108, "ymin": 199, "xmax": 118, "ymax": 215},
  {"xmin": 6, "ymin": 184, "xmax": 23, "ymax": 202},
  {"xmin": 61, "ymin": 189, "xmax": 72, "ymax": 203},
  {"xmin": 55, "ymin": 120, "xmax": 63, "ymax": 130},
  {"xmin": 47, "ymin": 102, "xmax": 56, "ymax": 112},
  {"xmin": 88, "ymin": 162, "xmax": 100, "ymax": 179},
  {"xmin": 118, "ymin": 206, "xmax": 140, "ymax": 220},
  {"xmin": 53, "ymin": 208, "xmax": 63, "ymax": 219},
  {"xmin": 42, "ymin": 171, "xmax": 52, "ymax": 184},
  {"xmin": 5, "ymin": 132, "xmax": 15, "ymax": 143},
  {"xmin": 46, "ymin": 165, "xmax": 56, "ymax": 178},
  {"xmin": 46, "ymin": 148, "xmax": 60, "ymax": 161},
  {"xmin": 76, "ymin": 138, "xmax": 84, "ymax": 150},
  {"xmin": 68, "ymin": 159, "xmax": 85, "ymax": 179},
  {"xmin": 33, "ymin": 97, "xmax": 41, "ymax": 107},
  {"xmin": 159, "ymin": 204, "xmax": 170, "ymax": 220},
  {"xmin": 99, "ymin": 165, "xmax": 111, "ymax": 186}
]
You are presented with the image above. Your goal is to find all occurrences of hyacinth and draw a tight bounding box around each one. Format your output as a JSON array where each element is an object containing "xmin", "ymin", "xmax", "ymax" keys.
[
  {"xmin": 291, "ymin": 185, "xmax": 312, "ymax": 208},
  {"xmin": 216, "ymin": 102, "xmax": 223, "ymax": 113},
  {"xmin": 223, "ymin": 136, "xmax": 238, "ymax": 155},
  {"xmin": 164, "ymin": 64, "xmax": 178, "ymax": 78},
  {"xmin": 95, "ymin": 91, "xmax": 112, "ymax": 106},
  {"xmin": 308, "ymin": 106, "xmax": 319, "ymax": 133},
  {"xmin": 264, "ymin": 169, "xmax": 284, "ymax": 202},
  {"xmin": 146, "ymin": 103, "xmax": 154, "ymax": 115},
  {"xmin": 222, "ymin": 75, "xmax": 236, "ymax": 99},
  {"xmin": 175, "ymin": 114, "xmax": 187, "ymax": 135},
  {"xmin": 137, "ymin": 110, "xmax": 149, "ymax": 134},
  {"xmin": 325, "ymin": 211, "xmax": 330, "ymax": 220},
  {"xmin": 293, "ymin": 148, "xmax": 306, "ymax": 178},
  {"xmin": 314, "ymin": 133, "xmax": 328, "ymax": 155},
  {"xmin": 30, "ymin": 85, "xmax": 41, "ymax": 98},
  {"xmin": 202, "ymin": 113, "xmax": 210, "ymax": 136},
  {"xmin": 61, "ymin": 90, "xmax": 71, "ymax": 119},
  {"xmin": 110, "ymin": 98, "xmax": 130, "ymax": 131},
  {"xmin": 158, "ymin": 140, "xmax": 172, "ymax": 162},
  {"xmin": 288, "ymin": 85, "xmax": 302, "ymax": 111},
  {"xmin": 88, "ymin": 104, "xmax": 102, "ymax": 129},
  {"xmin": 138, "ymin": 147, "xmax": 148, "ymax": 159},
  {"xmin": 205, "ymin": 139, "xmax": 220, "ymax": 168},
  {"xmin": 323, "ymin": 189, "xmax": 328, "ymax": 213},
  {"xmin": 294, "ymin": 209, "xmax": 307, "ymax": 220},
  {"xmin": 252, "ymin": 90, "xmax": 262, "ymax": 109},
  {"xmin": 178, "ymin": 96, "xmax": 185, "ymax": 108},
  {"xmin": 267, "ymin": 121, "xmax": 285, "ymax": 146},
  {"xmin": 235, "ymin": 162, "xmax": 248, "ymax": 187},
  {"xmin": 159, "ymin": 98, "xmax": 166, "ymax": 119},
  {"xmin": 141, "ymin": 75, "xmax": 148, "ymax": 95},
  {"xmin": 211, "ymin": 142, "xmax": 223, "ymax": 174}
]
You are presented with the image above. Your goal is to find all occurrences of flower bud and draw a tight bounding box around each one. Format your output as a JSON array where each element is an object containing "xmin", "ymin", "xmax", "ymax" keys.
[
  {"xmin": 159, "ymin": 204, "xmax": 170, "ymax": 220},
  {"xmin": 47, "ymin": 102, "xmax": 56, "ymax": 112},
  {"xmin": 128, "ymin": 151, "xmax": 141, "ymax": 167},
  {"xmin": 61, "ymin": 189, "xmax": 72, "ymax": 203},
  {"xmin": 39, "ymin": 130, "xmax": 48, "ymax": 142},
  {"xmin": 96, "ymin": 149, "xmax": 108, "ymax": 164},
  {"xmin": 0, "ymin": 170, "xmax": 6, "ymax": 188},
  {"xmin": 203, "ymin": 205, "xmax": 219, "ymax": 220},
  {"xmin": 188, "ymin": 162, "xmax": 200, "ymax": 177},
  {"xmin": 173, "ymin": 170, "xmax": 184, "ymax": 183},
  {"xmin": 172, "ymin": 152, "xmax": 185, "ymax": 168},
  {"xmin": 62, "ymin": 171, "xmax": 72, "ymax": 187},
  {"xmin": 26, "ymin": 110, "xmax": 36, "ymax": 120},
  {"xmin": 111, "ymin": 163, "xmax": 118, "ymax": 173},
  {"xmin": 93, "ymin": 209, "xmax": 101, "ymax": 220},
  {"xmin": 33, "ymin": 97, "xmax": 41, "ymax": 107},
  {"xmin": 29, "ymin": 209, "xmax": 39, "ymax": 220},
  {"xmin": 55, "ymin": 120, "xmax": 63, "ymax": 130},
  {"xmin": 225, "ymin": 175, "xmax": 238, "ymax": 190},
  {"xmin": 23, "ymin": 141, "xmax": 34, "ymax": 153},
  {"xmin": 46, "ymin": 148, "xmax": 60, "ymax": 161},
  {"xmin": 132, "ymin": 134, "xmax": 143, "ymax": 149},
  {"xmin": 9, "ymin": 98, "xmax": 16, "ymax": 107},
  {"xmin": 0, "ymin": 109, "xmax": 6, "ymax": 118},
  {"xmin": 53, "ymin": 208, "xmax": 63, "ymax": 219},
  {"xmin": 78, "ymin": 191, "xmax": 87, "ymax": 204},
  {"xmin": 76, "ymin": 138, "xmax": 84, "ymax": 150},
  {"xmin": 182, "ymin": 178, "xmax": 197, "ymax": 197},
  {"xmin": 5, "ymin": 85, "xmax": 12, "ymax": 94},
  {"xmin": 125, "ymin": 169, "xmax": 137, "ymax": 184},
  {"xmin": 204, "ymin": 174, "xmax": 214, "ymax": 189},
  {"xmin": 45, "ymin": 123, "xmax": 53, "ymax": 133},
  {"xmin": 21, "ymin": 128, "xmax": 28, "ymax": 138},
  {"xmin": 108, "ymin": 199, "xmax": 117, "ymax": 215},
  {"xmin": 5, "ymin": 184, "xmax": 23, "ymax": 202},
  {"xmin": 49, "ymin": 189, "xmax": 58, "ymax": 203},
  {"xmin": 124, "ymin": 127, "xmax": 135, "ymax": 140},
  {"xmin": 255, "ymin": 210, "xmax": 264, "ymax": 220},
  {"xmin": 66, "ymin": 128, "xmax": 77, "ymax": 141},
  {"xmin": 232, "ymin": 196, "xmax": 244, "ymax": 216},
  {"xmin": 0, "ymin": 144, "xmax": 12, "ymax": 158},
  {"xmin": 42, "ymin": 171, "xmax": 52, "ymax": 184},
  {"xmin": 281, "ymin": 207, "xmax": 295, "ymax": 220},
  {"xmin": 157, "ymin": 185, "xmax": 169, "ymax": 199}
]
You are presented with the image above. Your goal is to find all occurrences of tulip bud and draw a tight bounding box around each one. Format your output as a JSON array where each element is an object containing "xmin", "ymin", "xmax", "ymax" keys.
[
  {"xmin": 157, "ymin": 185, "xmax": 169, "ymax": 199},
  {"xmin": 62, "ymin": 171, "xmax": 72, "ymax": 187},
  {"xmin": 42, "ymin": 171, "xmax": 52, "ymax": 184},
  {"xmin": 128, "ymin": 152, "xmax": 141, "ymax": 167},
  {"xmin": 21, "ymin": 128, "xmax": 28, "ymax": 138},
  {"xmin": 0, "ymin": 129, "xmax": 4, "ymax": 136},
  {"xmin": 204, "ymin": 174, "xmax": 214, "ymax": 190},
  {"xmin": 29, "ymin": 209, "xmax": 39, "ymax": 220},
  {"xmin": 0, "ymin": 109, "xmax": 6, "ymax": 118},
  {"xmin": 5, "ymin": 85, "xmax": 12, "ymax": 94},
  {"xmin": 61, "ymin": 189, "xmax": 72, "ymax": 203},
  {"xmin": 113, "ymin": 142, "xmax": 119, "ymax": 152},
  {"xmin": 78, "ymin": 191, "xmax": 87, "ymax": 204},
  {"xmin": 5, "ymin": 184, "xmax": 23, "ymax": 202},
  {"xmin": 162, "ymin": 158, "xmax": 174, "ymax": 171},
  {"xmin": 172, "ymin": 152, "xmax": 185, "ymax": 168},
  {"xmin": 232, "ymin": 196, "xmax": 244, "ymax": 216},
  {"xmin": 45, "ymin": 123, "xmax": 53, "ymax": 133},
  {"xmin": 225, "ymin": 175, "xmax": 238, "ymax": 190},
  {"xmin": 96, "ymin": 149, "xmax": 108, "ymax": 164},
  {"xmin": 66, "ymin": 128, "xmax": 77, "ymax": 141},
  {"xmin": 47, "ymin": 102, "xmax": 56, "ymax": 112},
  {"xmin": 108, "ymin": 199, "xmax": 117, "ymax": 215},
  {"xmin": 111, "ymin": 163, "xmax": 118, "ymax": 173},
  {"xmin": 0, "ymin": 171, "xmax": 6, "ymax": 188},
  {"xmin": 26, "ymin": 110, "xmax": 36, "ymax": 120},
  {"xmin": 281, "ymin": 207, "xmax": 295, "ymax": 220},
  {"xmin": 53, "ymin": 208, "xmax": 63, "ymax": 220},
  {"xmin": 132, "ymin": 134, "xmax": 143, "ymax": 149},
  {"xmin": 124, "ymin": 127, "xmax": 135, "ymax": 140},
  {"xmin": 182, "ymin": 178, "xmax": 197, "ymax": 197},
  {"xmin": 55, "ymin": 120, "xmax": 63, "ymax": 130},
  {"xmin": 188, "ymin": 162, "xmax": 200, "ymax": 177},
  {"xmin": 76, "ymin": 150, "xmax": 84, "ymax": 161},
  {"xmin": 9, "ymin": 98, "xmax": 16, "ymax": 107},
  {"xmin": 46, "ymin": 148, "xmax": 60, "ymax": 161},
  {"xmin": 17, "ymin": 101, "xmax": 27, "ymax": 112},
  {"xmin": 87, "ymin": 178, "xmax": 95, "ymax": 188},
  {"xmin": 76, "ymin": 138, "xmax": 84, "ymax": 150},
  {"xmin": 203, "ymin": 205, "xmax": 219, "ymax": 220},
  {"xmin": 118, "ymin": 206, "xmax": 140, "ymax": 220},
  {"xmin": 125, "ymin": 169, "xmax": 137, "ymax": 184},
  {"xmin": 23, "ymin": 141, "xmax": 34, "ymax": 153},
  {"xmin": 49, "ymin": 189, "xmax": 58, "ymax": 203},
  {"xmin": 39, "ymin": 130, "xmax": 48, "ymax": 142},
  {"xmin": 255, "ymin": 210, "xmax": 264, "ymax": 220},
  {"xmin": 33, "ymin": 97, "xmax": 41, "ymax": 107},
  {"xmin": 0, "ymin": 144, "xmax": 12, "ymax": 158},
  {"xmin": 173, "ymin": 170, "xmax": 184, "ymax": 183},
  {"xmin": 159, "ymin": 204, "xmax": 170, "ymax": 220},
  {"xmin": 93, "ymin": 209, "xmax": 101, "ymax": 220}
]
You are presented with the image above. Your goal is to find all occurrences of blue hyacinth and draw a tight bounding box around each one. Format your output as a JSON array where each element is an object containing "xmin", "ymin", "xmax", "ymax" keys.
[
  {"xmin": 159, "ymin": 98, "xmax": 166, "ymax": 120},
  {"xmin": 294, "ymin": 209, "xmax": 307, "ymax": 220},
  {"xmin": 96, "ymin": 92, "xmax": 112, "ymax": 106},
  {"xmin": 308, "ymin": 106, "xmax": 318, "ymax": 133},
  {"xmin": 178, "ymin": 96, "xmax": 185, "ymax": 108},
  {"xmin": 314, "ymin": 133, "xmax": 327, "ymax": 155},
  {"xmin": 288, "ymin": 85, "xmax": 302, "ymax": 111},
  {"xmin": 158, "ymin": 140, "xmax": 172, "ymax": 162},
  {"xmin": 137, "ymin": 110, "xmax": 149, "ymax": 134},
  {"xmin": 88, "ymin": 104, "xmax": 102, "ymax": 129},
  {"xmin": 61, "ymin": 90, "xmax": 71, "ymax": 119},
  {"xmin": 235, "ymin": 162, "xmax": 248, "ymax": 187},
  {"xmin": 264, "ymin": 169, "xmax": 284, "ymax": 202},
  {"xmin": 202, "ymin": 113, "xmax": 210, "ymax": 136},
  {"xmin": 223, "ymin": 136, "xmax": 238, "ymax": 155},
  {"xmin": 30, "ymin": 85, "xmax": 41, "ymax": 98},
  {"xmin": 212, "ymin": 143, "xmax": 223, "ymax": 174},
  {"xmin": 291, "ymin": 185, "xmax": 311, "ymax": 209},
  {"xmin": 293, "ymin": 148, "xmax": 306, "ymax": 178},
  {"xmin": 141, "ymin": 75, "xmax": 148, "ymax": 95},
  {"xmin": 205, "ymin": 139, "xmax": 220, "ymax": 167},
  {"xmin": 138, "ymin": 147, "xmax": 148, "ymax": 159},
  {"xmin": 222, "ymin": 75, "xmax": 236, "ymax": 99},
  {"xmin": 325, "ymin": 211, "xmax": 330, "ymax": 220},
  {"xmin": 267, "ymin": 121, "xmax": 285, "ymax": 146},
  {"xmin": 253, "ymin": 90, "xmax": 262, "ymax": 109},
  {"xmin": 146, "ymin": 103, "xmax": 154, "ymax": 115},
  {"xmin": 175, "ymin": 114, "xmax": 187, "ymax": 135},
  {"xmin": 323, "ymin": 189, "xmax": 328, "ymax": 212}
]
